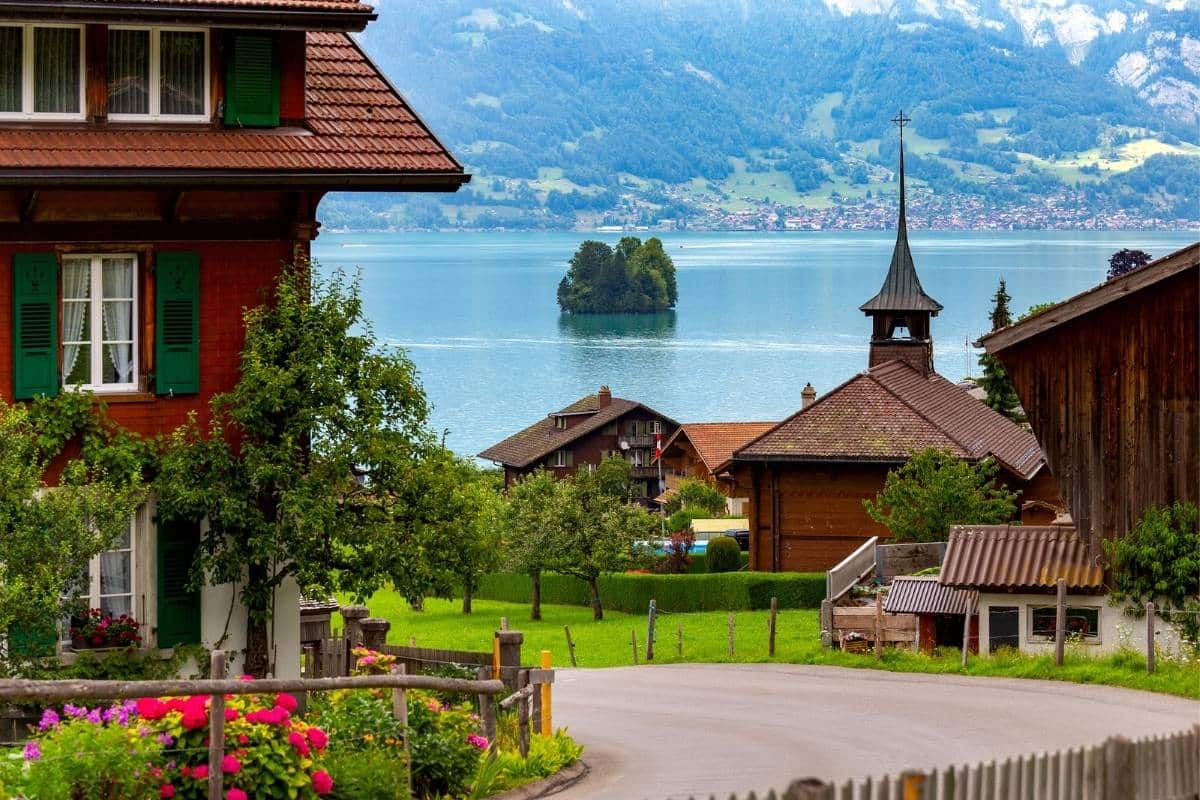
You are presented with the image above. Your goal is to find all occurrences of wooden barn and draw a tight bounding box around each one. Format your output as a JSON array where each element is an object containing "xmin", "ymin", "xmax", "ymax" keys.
[
  {"xmin": 979, "ymin": 243, "xmax": 1199, "ymax": 551},
  {"xmin": 723, "ymin": 119, "xmax": 1060, "ymax": 573},
  {"xmin": 0, "ymin": 0, "xmax": 466, "ymax": 676}
]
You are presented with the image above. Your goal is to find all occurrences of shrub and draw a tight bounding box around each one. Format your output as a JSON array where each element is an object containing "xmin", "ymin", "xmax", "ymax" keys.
[
  {"xmin": 11, "ymin": 704, "xmax": 160, "ymax": 800},
  {"xmin": 406, "ymin": 691, "xmax": 487, "ymax": 799},
  {"xmin": 475, "ymin": 570, "xmax": 825, "ymax": 612},
  {"xmin": 324, "ymin": 747, "xmax": 409, "ymax": 800},
  {"xmin": 491, "ymin": 731, "xmax": 583, "ymax": 792},
  {"xmin": 706, "ymin": 536, "xmax": 742, "ymax": 573},
  {"xmin": 654, "ymin": 531, "xmax": 694, "ymax": 574}
]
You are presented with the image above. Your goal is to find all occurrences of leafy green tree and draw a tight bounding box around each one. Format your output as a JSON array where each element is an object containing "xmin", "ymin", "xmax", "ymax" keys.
[
  {"xmin": 0, "ymin": 396, "xmax": 146, "ymax": 671},
  {"xmin": 435, "ymin": 459, "xmax": 505, "ymax": 614},
  {"xmin": 863, "ymin": 448, "xmax": 1018, "ymax": 543},
  {"xmin": 553, "ymin": 462, "xmax": 657, "ymax": 620},
  {"xmin": 665, "ymin": 478, "xmax": 727, "ymax": 517},
  {"xmin": 976, "ymin": 279, "xmax": 1023, "ymax": 421},
  {"xmin": 503, "ymin": 470, "xmax": 572, "ymax": 621},
  {"xmin": 1104, "ymin": 502, "xmax": 1200, "ymax": 643},
  {"xmin": 1107, "ymin": 248, "xmax": 1152, "ymax": 280},
  {"xmin": 1019, "ymin": 302, "xmax": 1056, "ymax": 321},
  {"xmin": 155, "ymin": 266, "xmax": 452, "ymax": 676},
  {"xmin": 557, "ymin": 237, "xmax": 678, "ymax": 314}
]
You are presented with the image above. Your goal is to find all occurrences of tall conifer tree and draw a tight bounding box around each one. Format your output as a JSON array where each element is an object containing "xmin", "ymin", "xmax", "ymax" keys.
[{"xmin": 977, "ymin": 278, "xmax": 1023, "ymax": 421}]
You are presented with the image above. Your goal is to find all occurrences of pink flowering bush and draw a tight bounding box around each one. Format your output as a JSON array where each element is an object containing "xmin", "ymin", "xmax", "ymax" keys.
[
  {"xmin": 349, "ymin": 646, "xmax": 397, "ymax": 676},
  {"xmin": 135, "ymin": 687, "xmax": 333, "ymax": 800}
]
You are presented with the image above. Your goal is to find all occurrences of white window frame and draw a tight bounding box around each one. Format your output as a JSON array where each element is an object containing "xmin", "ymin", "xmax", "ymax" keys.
[
  {"xmin": 61, "ymin": 517, "xmax": 138, "ymax": 643},
  {"xmin": 62, "ymin": 253, "xmax": 140, "ymax": 394},
  {"xmin": 107, "ymin": 26, "xmax": 210, "ymax": 123},
  {"xmin": 0, "ymin": 23, "xmax": 87, "ymax": 121},
  {"xmin": 552, "ymin": 450, "xmax": 568, "ymax": 468}
]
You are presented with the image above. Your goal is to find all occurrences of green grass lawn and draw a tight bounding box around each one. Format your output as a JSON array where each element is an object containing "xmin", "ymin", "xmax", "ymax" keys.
[{"xmin": 354, "ymin": 594, "xmax": 1200, "ymax": 700}]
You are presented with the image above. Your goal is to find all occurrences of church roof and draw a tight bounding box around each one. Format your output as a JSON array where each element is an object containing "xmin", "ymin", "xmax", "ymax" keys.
[
  {"xmin": 860, "ymin": 136, "xmax": 943, "ymax": 315},
  {"xmin": 727, "ymin": 359, "xmax": 1045, "ymax": 480}
]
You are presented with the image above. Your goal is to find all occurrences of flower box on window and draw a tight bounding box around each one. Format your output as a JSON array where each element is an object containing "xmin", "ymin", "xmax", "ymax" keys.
[{"xmin": 67, "ymin": 609, "xmax": 142, "ymax": 651}]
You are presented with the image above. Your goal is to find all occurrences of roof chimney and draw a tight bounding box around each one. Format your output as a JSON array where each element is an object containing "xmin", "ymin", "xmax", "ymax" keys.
[
  {"xmin": 597, "ymin": 385, "xmax": 612, "ymax": 408},
  {"xmin": 801, "ymin": 382, "xmax": 817, "ymax": 409}
]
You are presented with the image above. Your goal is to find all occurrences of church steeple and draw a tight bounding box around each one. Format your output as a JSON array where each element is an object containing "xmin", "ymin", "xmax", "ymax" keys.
[{"xmin": 860, "ymin": 111, "xmax": 943, "ymax": 376}]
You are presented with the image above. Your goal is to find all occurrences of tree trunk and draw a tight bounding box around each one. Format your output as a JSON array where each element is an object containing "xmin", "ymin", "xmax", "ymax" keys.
[
  {"xmin": 588, "ymin": 577, "xmax": 603, "ymax": 621},
  {"xmin": 531, "ymin": 571, "xmax": 542, "ymax": 621},
  {"xmin": 244, "ymin": 561, "xmax": 271, "ymax": 678},
  {"xmin": 462, "ymin": 587, "xmax": 473, "ymax": 615}
]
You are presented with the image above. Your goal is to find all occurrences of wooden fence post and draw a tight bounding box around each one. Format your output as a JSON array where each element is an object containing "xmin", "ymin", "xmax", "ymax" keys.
[
  {"xmin": 727, "ymin": 613, "xmax": 735, "ymax": 659},
  {"xmin": 769, "ymin": 597, "xmax": 778, "ymax": 657},
  {"xmin": 646, "ymin": 599, "xmax": 657, "ymax": 661},
  {"xmin": 820, "ymin": 599, "xmax": 834, "ymax": 648},
  {"xmin": 676, "ymin": 621, "xmax": 683, "ymax": 658},
  {"xmin": 1055, "ymin": 578, "xmax": 1066, "ymax": 667},
  {"xmin": 517, "ymin": 669, "xmax": 530, "ymax": 758},
  {"xmin": 391, "ymin": 663, "xmax": 413, "ymax": 800},
  {"xmin": 1105, "ymin": 735, "xmax": 1135, "ymax": 800},
  {"xmin": 899, "ymin": 771, "xmax": 926, "ymax": 800},
  {"xmin": 207, "ymin": 650, "xmax": 226, "ymax": 800},
  {"xmin": 564, "ymin": 626, "xmax": 577, "ymax": 667},
  {"xmin": 961, "ymin": 609, "xmax": 971, "ymax": 668},
  {"xmin": 874, "ymin": 592, "xmax": 883, "ymax": 659},
  {"xmin": 631, "ymin": 629, "xmax": 639, "ymax": 665},
  {"xmin": 538, "ymin": 650, "xmax": 552, "ymax": 737},
  {"xmin": 476, "ymin": 666, "xmax": 497, "ymax": 745},
  {"xmin": 492, "ymin": 633, "xmax": 502, "ymax": 679},
  {"xmin": 1146, "ymin": 602, "xmax": 1156, "ymax": 674}
]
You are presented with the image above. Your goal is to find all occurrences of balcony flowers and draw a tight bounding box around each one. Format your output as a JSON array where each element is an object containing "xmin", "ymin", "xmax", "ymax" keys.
[{"xmin": 68, "ymin": 608, "xmax": 142, "ymax": 650}]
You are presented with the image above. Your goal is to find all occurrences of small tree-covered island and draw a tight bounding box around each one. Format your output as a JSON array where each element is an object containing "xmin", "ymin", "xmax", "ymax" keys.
[{"xmin": 557, "ymin": 237, "xmax": 679, "ymax": 314}]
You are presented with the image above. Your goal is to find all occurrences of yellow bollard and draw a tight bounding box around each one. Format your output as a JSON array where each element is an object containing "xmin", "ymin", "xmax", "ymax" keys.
[
  {"xmin": 539, "ymin": 649, "xmax": 552, "ymax": 736},
  {"xmin": 492, "ymin": 635, "xmax": 501, "ymax": 680}
]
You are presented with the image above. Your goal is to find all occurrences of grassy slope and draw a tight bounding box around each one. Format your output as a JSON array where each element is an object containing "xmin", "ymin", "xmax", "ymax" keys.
[{"xmin": 357, "ymin": 595, "xmax": 1200, "ymax": 700}]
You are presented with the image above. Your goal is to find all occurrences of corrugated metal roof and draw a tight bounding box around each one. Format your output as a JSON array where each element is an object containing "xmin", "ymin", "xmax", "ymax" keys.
[
  {"xmin": 884, "ymin": 577, "xmax": 977, "ymax": 615},
  {"xmin": 939, "ymin": 525, "xmax": 1104, "ymax": 590}
]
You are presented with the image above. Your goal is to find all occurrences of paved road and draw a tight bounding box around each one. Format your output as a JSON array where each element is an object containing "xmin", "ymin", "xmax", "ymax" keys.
[{"xmin": 551, "ymin": 664, "xmax": 1199, "ymax": 800}]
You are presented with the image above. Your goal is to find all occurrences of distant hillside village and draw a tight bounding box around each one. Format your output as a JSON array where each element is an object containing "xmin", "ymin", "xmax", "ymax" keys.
[{"xmin": 480, "ymin": 120, "xmax": 1200, "ymax": 658}]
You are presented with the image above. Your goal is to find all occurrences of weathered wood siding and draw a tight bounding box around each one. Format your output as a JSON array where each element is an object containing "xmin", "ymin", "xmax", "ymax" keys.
[
  {"xmin": 995, "ymin": 263, "xmax": 1199, "ymax": 549},
  {"xmin": 733, "ymin": 460, "xmax": 1062, "ymax": 573}
]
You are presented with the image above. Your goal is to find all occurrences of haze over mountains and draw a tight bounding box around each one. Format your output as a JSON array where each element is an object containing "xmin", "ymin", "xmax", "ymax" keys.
[{"xmin": 325, "ymin": 0, "xmax": 1200, "ymax": 230}]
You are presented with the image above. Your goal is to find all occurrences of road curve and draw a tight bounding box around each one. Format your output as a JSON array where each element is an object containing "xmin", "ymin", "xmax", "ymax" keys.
[{"xmin": 550, "ymin": 663, "xmax": 1199, "ymax": 800}]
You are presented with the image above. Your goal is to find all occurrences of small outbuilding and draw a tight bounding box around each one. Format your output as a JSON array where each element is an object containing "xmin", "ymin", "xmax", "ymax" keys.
[{"xmin": 883, "ymin": 576, "xmax": 978, "ymax": 655}]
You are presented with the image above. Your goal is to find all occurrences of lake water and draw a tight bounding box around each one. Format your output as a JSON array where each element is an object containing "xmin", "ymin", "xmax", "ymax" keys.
[{"xmin": 312, "ymin": 230, "xmax": 1196, "ymax": 459}]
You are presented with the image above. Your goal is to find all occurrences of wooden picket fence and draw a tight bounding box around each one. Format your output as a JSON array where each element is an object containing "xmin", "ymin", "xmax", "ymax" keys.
[{"xmin": 692, "ymin": 727, "xmax": 1200, "ymax": 800}]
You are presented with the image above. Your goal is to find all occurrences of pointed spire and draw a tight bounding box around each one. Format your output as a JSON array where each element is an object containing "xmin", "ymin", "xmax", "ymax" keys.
[{"xmin": 860, "ymin": 110, "xmax": 943, "ymax": 315}]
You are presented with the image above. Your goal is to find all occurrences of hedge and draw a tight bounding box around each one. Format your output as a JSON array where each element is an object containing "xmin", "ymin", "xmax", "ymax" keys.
[
  {"xmin": 473, "ymin": 571, "xmax": 825, "ymax": 614},
  {"xmin": 685, "ymin": 551, "xmax": 750, "ymax": 574}
]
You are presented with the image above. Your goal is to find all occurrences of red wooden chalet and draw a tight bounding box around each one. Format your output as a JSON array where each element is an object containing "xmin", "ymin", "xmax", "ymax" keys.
[{"xmin": 0, "ymin": 0, "xmax": 466, "ymax": 670}]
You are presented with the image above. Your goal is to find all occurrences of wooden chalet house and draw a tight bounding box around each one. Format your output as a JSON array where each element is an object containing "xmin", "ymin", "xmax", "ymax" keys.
[
  {"xmin": 723, "ymin": 117, "xmax": 1060, "ymax": 574},
  {"xmin": 936, "ymin": 243, "xmax": 1199, "ymax": 656},
  {"xmin": 656, "ymin": 421, "xmax": 775, "ymax": 515},
  {"xmin": 479, "ymin": 385, "xmax": 678, "ymax": 504},
  {"xmin": 0, "ymin": 0, "xmax": 466, "ymax": 675}
]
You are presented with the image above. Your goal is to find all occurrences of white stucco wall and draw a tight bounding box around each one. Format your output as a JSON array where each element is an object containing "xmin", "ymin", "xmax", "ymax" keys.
[
  {"xmin": 199, "ymin": 569, "xmax": 301, "ymax": 679},
  {"xmin": 976, "ymin": 591, "xmax": 1186, "ymax": 657}
]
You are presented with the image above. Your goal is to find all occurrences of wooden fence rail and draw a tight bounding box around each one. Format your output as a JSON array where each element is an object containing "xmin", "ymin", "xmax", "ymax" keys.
[{"xmin": 690, "ymin": 727, "xmax": 1200, "ymax": 800}]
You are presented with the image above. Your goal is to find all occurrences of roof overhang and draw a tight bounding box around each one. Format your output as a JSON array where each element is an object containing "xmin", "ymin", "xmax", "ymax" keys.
[
  {"xmin": 0, "ymin": 169, "xmax": 471, "ymax": 191},
  {"xmin": 981, "ymin": 242, "xmax": 1200, "ymax": 354},
  {"xmin": 0, "ymin": 1, "xmax": 376, "ymax": 31}
]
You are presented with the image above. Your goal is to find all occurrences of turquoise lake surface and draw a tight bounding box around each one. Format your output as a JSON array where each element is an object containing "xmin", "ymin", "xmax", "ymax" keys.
[{"xmin": 312, "ymin": 230, "xmax": 1197, "ymax": 459}]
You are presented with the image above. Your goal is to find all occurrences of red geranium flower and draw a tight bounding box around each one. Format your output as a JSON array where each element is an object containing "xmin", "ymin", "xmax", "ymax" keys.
[{"xmin": 311, "ymin": 770, "xmax": 333, "ymax": 796}]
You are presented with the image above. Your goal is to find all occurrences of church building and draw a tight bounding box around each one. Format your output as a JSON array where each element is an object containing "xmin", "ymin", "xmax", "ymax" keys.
[{"xmin": 722, "ymin": 114, "xmax": 1062, "ymax": 573}]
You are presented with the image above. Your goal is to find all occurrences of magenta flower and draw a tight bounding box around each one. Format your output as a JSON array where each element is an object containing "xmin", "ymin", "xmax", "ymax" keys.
[
  {"xmin": 226, "ymin": 789, "xmax": 247, "ymax": 800},
  {"xmin": 38, "ymin": 708, "xmax": 59, "ymax": 730},
  {"xmin": 467, "ymin": 734, "xmax": 490, "ymax": 750},
  {"xmin": 221, "ymin": 755, "xmax": 241, "ymax": 774},
  {"xmin": 23, "ymin": 740, "xmax": 41, "ymax": 761}
]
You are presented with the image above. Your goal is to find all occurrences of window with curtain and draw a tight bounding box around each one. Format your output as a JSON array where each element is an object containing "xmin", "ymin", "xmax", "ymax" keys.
[
  {"xmin": 61, "ymin": 255, "xmax": 138, "ymax": 391},
  {"xmin": 0, "ymin": 25, "xmax": 83, "ymax": 118},
  {"xmin": 60, "ymin": 520, "xmax": 137, "ymax": 642},
  {"xmin": 108, "ymin": 27, "xmax": 207, "ymax": 121}
]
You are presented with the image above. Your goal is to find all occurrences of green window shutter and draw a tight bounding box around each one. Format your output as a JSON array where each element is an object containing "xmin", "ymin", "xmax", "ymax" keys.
[
  {"xmin": 156, "ymin": 519, "xmax": 202, "ymax": 649},
  {"xmin": 12, "ymin": 253, "xmax": 59, "ymax": 400},
  {"xmin": 224, "ymin": 32, "xmax": 279, "ymax": 128},
  {"xmin": 155, "ymin": 251, "xmax": 200, "ymax": 396},
  {"xmin": 7, "ymin": 621, "xmax": 57, "ymax": 660}
]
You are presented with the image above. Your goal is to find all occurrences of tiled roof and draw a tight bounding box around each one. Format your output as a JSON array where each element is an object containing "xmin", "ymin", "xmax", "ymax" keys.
[
  {"xmin": 0, "ymin": 33, "xmax": 465, "ymax": 187},
  {"xmin": 731, "ymin": 360, "xmax": 1045, "ymax": 479},
  {"xmin": 478, "ymin": 393, "xmax": 677, "ymax": 469},
  {"xmin": 661, "ymin": 422, "xmax": 776, "ymax": 475},
  {"xmin": 79, "ymin": 0, "xmax": 370, "ymax": 9},
  {"xmin": 939, "ymin": 525, "xmax": 1104, "ymax": 591},
  {"xmin": 884, "ymin": 577, "xmax": 977, "ymax": 615}
]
